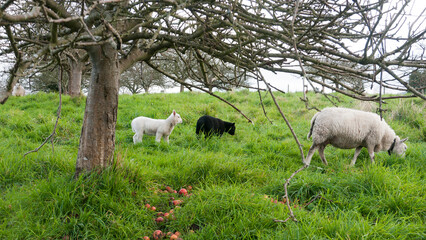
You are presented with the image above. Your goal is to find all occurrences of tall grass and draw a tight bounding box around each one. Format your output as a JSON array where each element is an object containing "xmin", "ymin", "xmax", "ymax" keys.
[{"xmin": 0, "ymin": 91, "xmax": 425, "ymax": 239}]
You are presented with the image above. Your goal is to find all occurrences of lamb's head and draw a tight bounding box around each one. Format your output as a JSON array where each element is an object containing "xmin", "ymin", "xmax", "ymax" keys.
[
  {"xmin": 226, "ymin": 122, "xmax": 236, "ymax": 135},
  {"xmin": 388, "ymin": 137, "xmax": 408, "ymax": 156},
  {"xmin": 170, "ymin": 110, "xmax": 183, "ymax": 125}
]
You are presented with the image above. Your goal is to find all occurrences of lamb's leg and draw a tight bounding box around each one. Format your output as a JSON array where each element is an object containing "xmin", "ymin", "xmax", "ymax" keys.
[
  {"xmin": 204, "ymin": 131, "xmax": 211, "ymax": 139},
  {"xmin": 155, "ymin": 132, "xmax": 162, "ymax": 143},
  {"xmin": 163, "ymin": 135, "xmax": 170, "ymax": 144},
  {"xmin": 318, "ymin": 145, "xmax": 328, "ymax": 165},
  {"xmin": 304, "ymin": 144, "xmax": 319, "ymax": 166},
  {"xmin": 350, "ymin": 146, "xmax": 363, "ymax": 166},
  {"xmin": 133, "ymin": 132, "xmax": 143, "ymax": 144},
  {"xmin": 196, "ymin": 125, "xmax": 201, "ymax": 136}
]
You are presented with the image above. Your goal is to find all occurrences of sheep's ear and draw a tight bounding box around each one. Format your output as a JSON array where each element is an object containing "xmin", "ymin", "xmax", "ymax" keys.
[
  {"xmin": 173, "ymin": 110, "xmax": 176, "ymax": 116},
  {"xmin": 401, "ymin": 137, "xmax": 408, "ymax": 143}
]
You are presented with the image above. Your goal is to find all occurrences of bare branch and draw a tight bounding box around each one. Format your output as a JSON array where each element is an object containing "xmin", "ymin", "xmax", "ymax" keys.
[
  {"xmin": 274, "ymin": 164, "xmax": 309, "ymax": 223},
  {"xmin": 24, "ymin": 60, "xmax": 63, "ymax": 157},
  {"xmin": 379, "ymin": 63, "xmax": 426, "ymax": 100},
  {"xmin": 256, "ymin": 77, "xmax": 273, "ymax": 124},
  {"xmin": 1, "ymin": 6, "xmax": 41, "ymax": 22},
  {"xmin": 146, "ymin": 60, "xmax": 253, "ymax": 123}
]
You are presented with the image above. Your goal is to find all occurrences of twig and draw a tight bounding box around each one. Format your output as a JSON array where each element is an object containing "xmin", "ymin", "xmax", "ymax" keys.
[
  {"xmin": 303, "ymin": 194, "xmax": 334, "ymax": 208},
  {"xmin": 268, "ymin": 84, "xmax": 286, "ymax": 94},
  {"xmin": 257, "ymin": 70, "xmax": 309, "ymax": 223},
  {"xmin": 146, "ymin": 61, "xmax": 253, "ymax": 123},
  {"xmin": 259, "ymin": 71, "xmax": 305, "ymax": 161},
  {"xmin": 257, "ymin": 77, "xmax": 273, "ymax": 124},
  {"xmin": 24, "ymin": 61, "xmax": 63, "ymax": 157},
  {"xmin": 379, "ymin": 63, "xmax": 426, "ymax": 100},
  {"xmin": 274, "ymin": 164, "xmax": 309, "ymax": 223},
  {"xmin": 299, "ymin": 97, "xmax": 321, "ymax": 112}
]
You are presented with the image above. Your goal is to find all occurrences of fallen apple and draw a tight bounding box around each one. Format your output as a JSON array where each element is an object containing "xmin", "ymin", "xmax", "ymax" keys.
[
  {"xmin": 178, "ymin": 188, "xmax": 188, "ymax": 196},
  {"xmin": 153, "ymin": 230, "xmax": 162, "ymax": 239},
  {"xmin": 165, "ymin": 186, "xmax": 173, "ymax": 193}
]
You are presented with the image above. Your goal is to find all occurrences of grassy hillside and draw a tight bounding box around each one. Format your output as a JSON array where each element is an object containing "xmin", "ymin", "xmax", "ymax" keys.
[{"xmin": 1, "ymin": 91, "xmax": 425, "ymax": 239}]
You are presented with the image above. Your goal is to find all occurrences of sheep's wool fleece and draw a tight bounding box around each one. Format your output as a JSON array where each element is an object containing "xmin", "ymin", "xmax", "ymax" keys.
[{"xmin": 311, "ymin": 107, "xmax": 396, "ymax": 151}]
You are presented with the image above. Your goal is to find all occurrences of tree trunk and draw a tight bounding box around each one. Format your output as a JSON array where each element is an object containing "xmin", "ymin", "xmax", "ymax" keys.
[
  {"xmin": 67, "ymin": 57, "xmax": 84, "ymax": 97},
  {"xmin": 180, "ymin": 84, "xmax": 184, "ymax": 92},
  {"xmin": 74, "ymin": 43, "xmax": 119, "ymax": 178}
]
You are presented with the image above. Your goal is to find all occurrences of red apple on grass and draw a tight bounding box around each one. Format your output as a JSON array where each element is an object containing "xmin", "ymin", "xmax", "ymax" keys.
[
  {"xmin": 178, "ymin": 188, "xmax": 188, "ymax": 196},
  {"xmin": 153, "ymin": 230, "xmax": 163, "ymax": 239},
  {"xmin": 155, "ymin": 217, "xmax": 164, "ymax": 223}
]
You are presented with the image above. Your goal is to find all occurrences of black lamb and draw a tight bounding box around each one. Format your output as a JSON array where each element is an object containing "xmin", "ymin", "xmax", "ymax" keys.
[{"xmin": 195, "ymin": 115, "xmax": 236, "ymax": 139}]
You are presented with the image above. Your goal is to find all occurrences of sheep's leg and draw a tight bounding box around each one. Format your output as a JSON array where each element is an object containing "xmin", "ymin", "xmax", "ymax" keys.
[
  {"xmin": 133, "ymin": 132, "xmax": 143, "ymax": 144},
  {"xmin": 367, "ymin": 145, "xmax": 375, "ymax": 164},
  {"xmin": 304, "ymin": 144, "xmax": 319, "ymax": 166},
  {"xmin": 318, "ymin": 145, "xmax": 328, "ymax": 165},
  {"xmin": 350, "ymin": 146, "xmax": 363, "ymax": 166},
  {"xmin": 164, "ymin": 135, "xmax": 170, "ymax": 144},
  {"xmin": 155, "ymin": 132, "xmax": 162, "ymax": 143}
]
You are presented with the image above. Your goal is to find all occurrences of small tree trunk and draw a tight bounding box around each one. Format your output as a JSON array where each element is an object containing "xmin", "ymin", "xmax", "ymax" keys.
[
  {"xmin": 74, "ymin": 43, "xmax": 119, "ymax": 178},
  {"xmin": 67, "ymin": 57, "xmax": 84, "ymax": 97},
  {"xmin": 180, "ymin": 84, "xmax": 185, "ymax": 92}
]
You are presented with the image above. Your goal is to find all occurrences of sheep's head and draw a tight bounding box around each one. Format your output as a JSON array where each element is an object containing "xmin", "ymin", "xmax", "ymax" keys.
[
  {"xmin": 389, "ymin": 137, "xmax": 408, "ymax": 156},
  {"xmin": 171, "ymin": 110, "xmax": 183, "ymax": 125}
]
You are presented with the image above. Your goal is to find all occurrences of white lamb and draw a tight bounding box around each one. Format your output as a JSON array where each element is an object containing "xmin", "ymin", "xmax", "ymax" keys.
[
  {"xmin": 304, "ymin": 107, "xmax": 408, "ymax": 166},
  {"xmin": 131, "ymin": 110, "xmax": 183, "ymax": 144},
  {"xmin": 12, "ymin": 84, "xmax": 25, "ymax": 97}
]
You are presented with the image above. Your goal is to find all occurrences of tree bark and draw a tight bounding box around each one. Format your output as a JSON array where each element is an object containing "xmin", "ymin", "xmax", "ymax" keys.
[
  {"xmin": 74, "ymin": 42, "xmax": 119, "ymax": 178},
  {"xmin": 67, "ymin": 57, "xmax": 84, "ymax": 97}
]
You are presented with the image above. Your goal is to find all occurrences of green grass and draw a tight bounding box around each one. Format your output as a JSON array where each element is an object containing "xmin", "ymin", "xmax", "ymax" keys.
[{"xmin": 1, "ymin": 91, "xmax": 425, "ymax": 239}]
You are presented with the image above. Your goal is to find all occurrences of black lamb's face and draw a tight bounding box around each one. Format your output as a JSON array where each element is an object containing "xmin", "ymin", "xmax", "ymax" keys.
[{"xmin": 227, "ymin": 123, "xmax": 236, "ymax": 135}]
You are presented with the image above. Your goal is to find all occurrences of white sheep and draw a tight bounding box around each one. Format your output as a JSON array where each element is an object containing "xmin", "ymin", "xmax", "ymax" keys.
[
  {"xmin": 131, "ymin": 110, "xmax": 182, "ymax": 144},
  {"xmin": 12, "ymin": 84, "xmax": 25, "ymax": 97},
  {"xmin": 304, "ymin": 107, "xmax": 408, "ymax": 166}
]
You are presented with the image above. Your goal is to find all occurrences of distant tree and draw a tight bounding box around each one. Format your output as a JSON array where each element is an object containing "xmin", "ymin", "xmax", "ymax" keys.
[
  {"xmin": 25, "ymin": 55, "xmax": 88, "ymax": 95},
  {"xmin": 120, "ymin": 61, "xmax": 171, "ymax": 94},
  {"xmin": 66, "ymin": 50, "xmax": 88, "ymax": 97},
  {"xmin": 150, "ymin": 49, "xmax": 250, "ymax": 92},
  {"xmin": 31, "ymin": 67, "xmax": 68, "ymax": 93},
  {"xmin": 307, "ymin": 60, "xmax": 367, "ymax": 94},
  {"xmin": 409, "ymin": 70, "xmax": 426, "ymax": 94}
]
